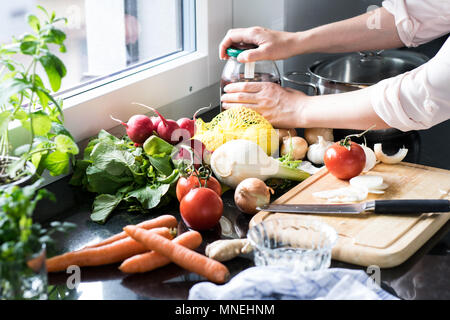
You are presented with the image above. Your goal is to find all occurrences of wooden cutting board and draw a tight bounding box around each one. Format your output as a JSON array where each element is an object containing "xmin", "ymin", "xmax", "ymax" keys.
[{"xmin": 250, "ymin": 162, "xmax": 450, "ymax": 268}]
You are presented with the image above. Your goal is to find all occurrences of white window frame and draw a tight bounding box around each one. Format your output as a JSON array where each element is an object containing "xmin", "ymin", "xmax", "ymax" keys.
[
  {"xmin": 60, "ymin": 0, "xmax": 232, "ymax": 143},
  {"xmin": 7, "ymin": 0, "xmax": 232, "ymax": 186}
]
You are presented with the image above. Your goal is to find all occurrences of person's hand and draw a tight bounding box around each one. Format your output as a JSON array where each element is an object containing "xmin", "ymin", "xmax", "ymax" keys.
[
  {"xmin": 221, "ymin": 82, "xmax": 308, "ymax": 128},
  {"xmin": 219, "ymin": 27, "xmax": 298, "ymax": 63}
]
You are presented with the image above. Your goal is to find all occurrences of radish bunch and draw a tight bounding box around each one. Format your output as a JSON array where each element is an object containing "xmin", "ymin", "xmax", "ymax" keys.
[{"xmin": 111, "ymin": 103, "xmax": 211, "ymax": 166}]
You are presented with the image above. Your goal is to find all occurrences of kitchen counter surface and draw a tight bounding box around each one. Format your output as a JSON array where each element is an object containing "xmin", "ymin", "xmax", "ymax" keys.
[{"xmin": 36, "ymin": 109, "xmax": 450, "ymax": 300}]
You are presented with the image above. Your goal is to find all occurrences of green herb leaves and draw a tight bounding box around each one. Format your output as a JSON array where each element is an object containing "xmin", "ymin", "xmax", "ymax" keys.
[
  {"xmin": 0, "ymin": 6, "xmax": 76, "ymax": 183},
  {"xmin": 71, "ymin": 131, "xmax": 180, "ymax": 223},
  {"xmin": 39, "ymin": 53, "xmax": 67, "ymax": 92},
  {"xmin": 0, "ymin": 179, "xmax": 75, "ymax": 262}
]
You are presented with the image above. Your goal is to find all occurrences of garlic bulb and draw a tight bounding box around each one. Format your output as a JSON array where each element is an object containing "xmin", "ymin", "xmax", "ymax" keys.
[
  {"xmin": 304, "ymin": 128, "xmax": 334, "ymax": 145},
  {"xmin": 307, "ymin": 136, "xmax": 334, "ymax": 165}
]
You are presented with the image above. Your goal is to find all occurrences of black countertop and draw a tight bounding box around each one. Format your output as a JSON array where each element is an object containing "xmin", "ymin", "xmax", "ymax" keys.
[{"xmin": 36, "ymin": 109, "xmax": 450, "ymax": 300}]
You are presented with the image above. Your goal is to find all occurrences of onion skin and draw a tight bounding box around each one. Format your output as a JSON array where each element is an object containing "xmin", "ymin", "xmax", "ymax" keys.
[
  {"xmin": 360, "ymin": 144, "xmax": 377, "ymax": 172},
  {"xmin": 374, "ymin": 143, "xmax": 408, "ymax": 164},
  {"xmin": 234, "ymin": 178, "xmax": 273, "ymax": 215}
]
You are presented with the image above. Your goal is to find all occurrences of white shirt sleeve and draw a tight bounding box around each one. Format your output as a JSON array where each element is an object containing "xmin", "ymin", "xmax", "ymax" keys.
[
  {"xmin": 371, "ymin": 37, "xmax": 450, "ymax": 132},
  {"xmin": 370, "ymin": 1, "xmax": 450, "ymax": 132},
  {"xmin": 382, "ymin": 0, "xmax": 450, "ymax": 47}
]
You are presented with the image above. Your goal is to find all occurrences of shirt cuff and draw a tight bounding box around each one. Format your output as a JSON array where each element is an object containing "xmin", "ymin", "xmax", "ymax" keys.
[
  {"xmin": 382, "ymin": 0, "xmax": 419, "ymax": 47},
  {"xmin": 370, "ymin": 77, "xmax": 420, "ymax": 132}
]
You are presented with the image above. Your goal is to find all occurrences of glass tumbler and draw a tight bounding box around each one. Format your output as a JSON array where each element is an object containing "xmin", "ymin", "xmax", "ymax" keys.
[{"xmin": 247, "ymin": 217, "xmax": 337, "ymax": 272}]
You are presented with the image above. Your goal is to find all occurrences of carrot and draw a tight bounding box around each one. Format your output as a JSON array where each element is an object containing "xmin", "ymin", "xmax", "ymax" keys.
[
  {"xmin": 46, "ymin": 227, "xmax": 173, "ymax": 273},
  {"xmin": 119, "ymin": 230, "xmax": 203, "ymax": 274},
  {"xmin": 124, "ymin": 226, "xmax": 230, "ymax": 284},
  {"xmin": 83, "ymin": 215, "xmax": 177, "ymax": 249}
]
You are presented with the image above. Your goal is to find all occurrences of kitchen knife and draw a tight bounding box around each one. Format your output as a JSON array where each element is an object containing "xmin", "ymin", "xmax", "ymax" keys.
[{"xmin": 257, "ymin": 199, "xmax": 450, "ymax": 215}]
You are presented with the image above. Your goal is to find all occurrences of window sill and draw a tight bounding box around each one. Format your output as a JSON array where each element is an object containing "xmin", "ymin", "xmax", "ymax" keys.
[{"xmin": 62, "ymin": 50, "xmax": 215, "ymax": 143}]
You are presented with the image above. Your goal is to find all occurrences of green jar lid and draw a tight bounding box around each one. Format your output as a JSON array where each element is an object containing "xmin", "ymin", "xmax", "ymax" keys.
[
  {"xmin": 226, "ymin": 43, "xmax": 258, "ymax": 58},
  {"xmin": 226, "ymin": 47, "xmax": 243, "ymax": 58}
]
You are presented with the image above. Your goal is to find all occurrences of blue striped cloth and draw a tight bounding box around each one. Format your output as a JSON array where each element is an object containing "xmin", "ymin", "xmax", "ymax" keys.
[{"xmin": 189, "ymin": 267, "xmax": 398, "ymax": 300}]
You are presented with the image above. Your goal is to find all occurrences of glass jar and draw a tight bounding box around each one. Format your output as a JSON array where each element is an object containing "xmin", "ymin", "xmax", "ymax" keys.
[{"xmin": 220, "ymin": 44, "xmax": 281, "ymax": 110}]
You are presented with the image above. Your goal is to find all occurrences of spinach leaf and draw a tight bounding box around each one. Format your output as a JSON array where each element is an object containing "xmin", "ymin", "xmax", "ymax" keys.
[
  {"xmin": 90, "ymin": 142, "xmax": 135, "ymax": 173},
  {"xmin": 148, "ymin": 154, "xmax": 173, "ymax": 176},
  {"xmin": 126, "ymin": 184, "xmax": 171, "ymax": 210},
  {"xmin": 85, "ymin": 165, "xmax": 134, "ymax": 195},
  {"xmin": 69, "ymin": 160, "xmax": 91, "ymax": 186},
  {"xmin": 143, "ymin": 135, "xmax": 174, "ymax": 156},
  {"xmin": 90, "ymin": 194, "xmax": 124, "ymax": 224}
]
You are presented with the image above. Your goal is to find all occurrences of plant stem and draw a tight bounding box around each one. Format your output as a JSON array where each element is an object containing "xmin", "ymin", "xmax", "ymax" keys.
[
  {"xmin": 27, "ymin": 59, "xmax": 38, "ymax": 155},
  {"xmin": 342, "ymin": 124, "xmax": 377, "ymax": 146},
  {"xmin": 27, "ymin": 147, "xmax": 56, "ymax": 157}
]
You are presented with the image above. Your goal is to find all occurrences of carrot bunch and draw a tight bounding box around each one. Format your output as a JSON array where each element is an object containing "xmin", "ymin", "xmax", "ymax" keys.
[{"xmin": 45, "ymin": 214, "xmax": 230, "ymax": 284}]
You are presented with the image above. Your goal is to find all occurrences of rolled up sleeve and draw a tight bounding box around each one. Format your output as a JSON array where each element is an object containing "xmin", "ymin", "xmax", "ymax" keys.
[
  {"xmin": 382, "ymin": 0, "xmax": 450, "ymax": 47},
  {"xmin": 371, "ymin": 37, "xmax": 450, "ymax": 132}
]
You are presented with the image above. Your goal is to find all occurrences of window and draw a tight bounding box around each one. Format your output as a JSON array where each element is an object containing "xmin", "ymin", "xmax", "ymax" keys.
[
  {"xmin": 1, "ymin": 0, "xmax": 196, "ymax": 95},
  {"xmin": 5, "ymin": 0, "xmax": 231, "ymax": 153}
]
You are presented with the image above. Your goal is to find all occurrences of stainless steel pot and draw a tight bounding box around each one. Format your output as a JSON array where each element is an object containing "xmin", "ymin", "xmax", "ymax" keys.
[
  {"xmin": 282, "ymin": 49, "xmax": 429, "ymax": 147},
  {"xmin": 283, "ymin": 50, "xmax": 429, "ymax": 95}
]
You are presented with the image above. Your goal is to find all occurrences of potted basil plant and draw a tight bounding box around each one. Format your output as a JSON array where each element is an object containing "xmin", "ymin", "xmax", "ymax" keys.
[
  {"xmin": 0, "ymin": 179, "xmax": 75, "ymax": 300},
  {"xmin": 0, "ymin": 6, "xmax": 78, "ymax": 189}
]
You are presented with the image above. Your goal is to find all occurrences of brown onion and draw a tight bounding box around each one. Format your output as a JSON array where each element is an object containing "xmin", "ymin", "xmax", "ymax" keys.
[
  {"xmin": 234, "ymin": 178, "xmax": 274, "ymax": 215},
  {"xmin": 281, "ymin": 136, "xmax": 308, "ymax": 160},
  {"xmin": 275, "ymin": 128, "xmax": 297, "ymax": 143}
]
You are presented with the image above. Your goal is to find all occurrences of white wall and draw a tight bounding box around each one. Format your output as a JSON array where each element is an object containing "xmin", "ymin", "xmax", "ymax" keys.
[
  {"xmin": 232, "ymin": 0, "xmax": 285, "ymax": 72},
  {"xmin": 232, "ymin": 0, "xmax": 285, "ymax": 31}
]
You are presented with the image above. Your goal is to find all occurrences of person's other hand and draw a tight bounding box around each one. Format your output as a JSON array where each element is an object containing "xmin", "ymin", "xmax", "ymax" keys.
[
  {"xmin": 221, "ymin": 82, "xmax": 307, "ymax": 128},
  {"xmin": 219, "ymin": 27, "xmax": 298, "ymax": 63}
]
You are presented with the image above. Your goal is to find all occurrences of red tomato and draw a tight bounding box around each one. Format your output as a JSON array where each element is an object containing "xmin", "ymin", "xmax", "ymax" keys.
[
  {"xmin": 180, "ymin": 188, "xmax": 223, "ymax": 230},
  {"xmin": 324, "ymin": 141, "xmax": 366, "ymax": 180},
  {"xmin": 176, "ymin": 175, "xmax": 222, "ymax": 202}
]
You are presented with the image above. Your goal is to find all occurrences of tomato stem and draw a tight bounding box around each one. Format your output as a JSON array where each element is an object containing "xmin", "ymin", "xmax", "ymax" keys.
[{"xmin": 340, "ymin": 124, "xmax": 376, "ymax": 150}]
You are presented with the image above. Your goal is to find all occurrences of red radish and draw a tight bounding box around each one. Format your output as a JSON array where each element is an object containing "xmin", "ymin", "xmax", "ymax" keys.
[
  {"xmin": 151, "ymin": 116, "xmax": 161, "ymax": 130},
  {"xmin": 110, "ymin": 114, "xmax": 154, "ymax": 144},
  {"xmin": 177, "ymin": 118, "xmax": 195, "ymax": 138},
  {"xmin": 133, "ymin": 102, "xmax": 182, "ymax": 145},
  {"xmin": 176, "ymin": 106, "xmax": 211, "ymax": 138}
]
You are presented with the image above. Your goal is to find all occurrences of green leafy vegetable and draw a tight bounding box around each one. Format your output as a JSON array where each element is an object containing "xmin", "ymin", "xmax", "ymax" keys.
[
  {"xmin": 71, "ymin": 131, "xmax": 180, "ymax": 223},
  {"xmin": 126, "ymin": 184, "xmax": 171, "ymax": 210}
]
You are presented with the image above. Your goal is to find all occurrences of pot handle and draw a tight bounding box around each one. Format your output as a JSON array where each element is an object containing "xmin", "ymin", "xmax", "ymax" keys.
[{"xmin": 282, "ymin": 71, "xmax": 318, "ymax": 95}]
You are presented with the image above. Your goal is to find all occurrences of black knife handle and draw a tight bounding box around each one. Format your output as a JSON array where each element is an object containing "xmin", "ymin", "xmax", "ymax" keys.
[{"xmin": 374, "ymin": 199, "xmax": 450, "ymax": 214}]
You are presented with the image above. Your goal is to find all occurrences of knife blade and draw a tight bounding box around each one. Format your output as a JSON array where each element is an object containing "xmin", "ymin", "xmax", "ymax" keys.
[{"xmin": 257, "ymin": 199, "xmax": 450, "ymax": 215}]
